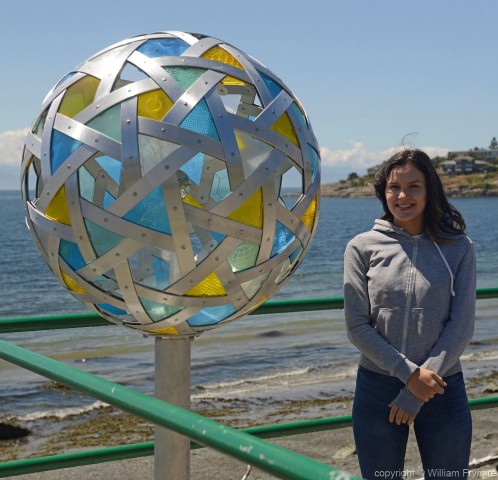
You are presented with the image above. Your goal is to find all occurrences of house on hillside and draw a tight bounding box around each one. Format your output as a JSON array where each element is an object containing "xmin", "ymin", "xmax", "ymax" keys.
[{"xmin": 440, "ymin": 155, "xmax": 489, "ymax": 174}]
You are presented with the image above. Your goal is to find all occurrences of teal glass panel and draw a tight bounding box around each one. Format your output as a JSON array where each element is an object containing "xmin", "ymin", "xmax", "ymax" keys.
[
  {"xmin": 96, "ymin": 155, "xmax": 122, "ymax": 184},
  {"xmin": 180, "ymin": 153, "xmax": 204, "ymax": 185},
  {"xmin": 87, "ymin": 105, "xmax": 122, "ymax": 142},
  {"xmin": 59, "ymin": 239, "xmax": 86, "ymax": 269},
  {"xmin": 123, "ymin": 186, "xmax": 171, "ymax": 234},
  {"xmin": 141, "ymin": 298, "xmax": 182, "ymax": 322},
  {"xmin": 271, "ymin": 221, "xmax": 296, "ymax": 257},
  {"xmin": 51, "ymin": 131, "xmax": 83, "ymax": 173},
  {"xmin": 84, "ymin": 219, "xmax": 124, "ymax": 256},
  {"xmin": 180, "ymin": 99, "xmax": 220, "ymax": 140},
  {"xmin": 210, "ymin": 169, "xmax": 230, "ymax": 202},
  {"xmin": 227, "ymin": 242, "xmax": 260, "ymax": 272},
  {"xmin": 187, "ymin": 304, "xmax": 237, "ymax": 327},
  {"xmin": 307, "ymin": 145, "xmax": 319, "ymax": 182},
  {"xmin": 78, "ymin": 167, "xmax": 95, "ymax": 202},
  {"xmin": 97, "ymin": 303, "xmax": 128, "ymax": 316},
  {"xmin": 164, "ymin": 66, "xmax": 206, "ymax": 91},
  {"xmin": 259, "ymin": 71, "xmax": 282, "ymax": 99},
  {"xmin": 137, "ymin": 38, "xmax": 189, "ymax": 58}
]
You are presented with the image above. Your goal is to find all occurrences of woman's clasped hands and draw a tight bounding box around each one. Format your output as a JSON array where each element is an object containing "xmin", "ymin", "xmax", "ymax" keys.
[{"xmin": 388, "ymin": 368, "xmax": 447, "ymax": 426}]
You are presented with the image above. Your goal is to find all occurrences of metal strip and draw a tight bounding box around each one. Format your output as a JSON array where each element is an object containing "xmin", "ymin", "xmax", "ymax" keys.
[
  {"xmin": 53, "ymin": 114, "xmax": 122, "ymax": 161},
  {"xmin": 107, "ymin": 145, "xmax": 197, "ymax": 217},
  {"xmin": 120, "ymin": 97, "xmax": 142, "ymax": 188},
  {"xmin": 81, "ymin": 200, "xmax": 175, "ymax": 252},
  {"xmin": 27, "ymin": 202, "xmax": 75, "ymax": 242},
  {"xmin": 161, "ymin": 178, "xmax": 196, "ymax": 275}
]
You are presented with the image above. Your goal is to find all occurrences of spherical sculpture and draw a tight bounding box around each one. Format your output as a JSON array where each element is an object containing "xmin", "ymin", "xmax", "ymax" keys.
[{"xmin": 21, "ymin": 31, "xmax": 320, "ymax": 336}]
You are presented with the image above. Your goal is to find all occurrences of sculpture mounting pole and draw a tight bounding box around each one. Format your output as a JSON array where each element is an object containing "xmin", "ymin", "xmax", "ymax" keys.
[{"xmin": 154, "ymin": 336, "xmax": 192, "ymax": 480}]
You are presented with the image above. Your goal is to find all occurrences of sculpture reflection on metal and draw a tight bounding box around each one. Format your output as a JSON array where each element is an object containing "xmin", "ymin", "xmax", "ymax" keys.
[{"xmin": 20, "ymin": 31, "xmax": 320, "ymax": 336}]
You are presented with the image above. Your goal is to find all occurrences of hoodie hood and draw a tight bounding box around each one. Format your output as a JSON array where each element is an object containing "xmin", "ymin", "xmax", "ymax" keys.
[{"xmin": 372, "ymin": 219, "xmax": 415, "ymax": 236}]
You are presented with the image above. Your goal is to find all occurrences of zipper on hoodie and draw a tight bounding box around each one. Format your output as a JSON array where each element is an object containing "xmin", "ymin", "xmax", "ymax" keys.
[{"xmin": 400, "ymin": 237, "xmax": 419, "ymax": 354}]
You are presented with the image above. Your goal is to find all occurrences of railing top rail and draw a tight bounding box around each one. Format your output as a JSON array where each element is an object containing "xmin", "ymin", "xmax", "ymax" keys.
[{"xmin": 1, "ymin": 288, "xmax": 497, "ymax": 333}]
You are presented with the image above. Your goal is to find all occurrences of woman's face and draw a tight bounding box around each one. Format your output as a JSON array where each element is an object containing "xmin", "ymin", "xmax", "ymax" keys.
[{"xmin": 385, "ymin": 163, "xmax": 427, "ymax": 235}]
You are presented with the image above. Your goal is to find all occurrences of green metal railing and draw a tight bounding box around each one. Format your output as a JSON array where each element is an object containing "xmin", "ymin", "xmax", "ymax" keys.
[{"xmin": 0, "ymin": 289, "xmax": 497, "ymax": 479}]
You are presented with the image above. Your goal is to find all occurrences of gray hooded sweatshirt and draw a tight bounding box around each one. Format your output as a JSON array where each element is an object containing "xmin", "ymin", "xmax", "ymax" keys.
[{"xmin": 344, "ymin": 219, "xmax": 476, "ymax": 417}]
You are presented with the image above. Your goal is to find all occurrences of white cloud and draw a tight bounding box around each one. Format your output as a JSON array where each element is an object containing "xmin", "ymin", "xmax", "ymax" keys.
[
  {"xmin": 320, "ymin": 141, "xmax": 449, "ymax": 169},
  {"xmin": 0, "ymin": 128, "xmax": 29, "ymax": 166}
]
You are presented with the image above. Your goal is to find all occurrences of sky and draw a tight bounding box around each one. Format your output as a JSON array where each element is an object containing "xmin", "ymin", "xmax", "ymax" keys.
[{"xmin": 1, "ymin": 0, "xmax": 498, "ymax": 188}]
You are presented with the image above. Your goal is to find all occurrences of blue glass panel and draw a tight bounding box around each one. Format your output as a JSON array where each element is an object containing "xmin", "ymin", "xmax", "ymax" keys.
[
  {"xmin": 152, "ymin": 256, "xmax": 170, "ymax": 287},
  {"xmin": 210, "ymin": 169, "xmax": 230, "ymax": 202},
  {"xmin": 97, "ymin": 303, "xmax": 128, "ymax": 316},
  {"xmin": 137, "ymin": 38, "xmax": 189, "ymax": 58},
  {"xmin": 85, "ymin": 219, "xmax": 124, "ymax": 256},
  {"xmin": 141, "ymin": 298, "xmax": 182, "ymax": 322},
  {"xmin": 96, "ymin": 155, "xmax": 122, "ymax": 184},
  {"xmin": 271, "ymin": 221, "xmax": 296, "ymax": 257},
  {"xmin": 51, "ymin": 131, "xmax": 83, "ymax": 173},
  {"xmin": 180, "ymin": 153, "xmax": 204, "ymax": 185},
  {"xmin": 307, "ymin": 145, "xmax": 319, "ymax": 182},
  {"xmin": 54, "ymin": 72, "xmax": 77, "ymax": 89},
  {"xmin": 187, "ymin": 304, "xmax": 237, "ymax": 327},
  {"xmin": 123, "ymin": 186, "xmax": 171, "ymax": 234},
  {"xmin": 59, "ymin": 239, "xmax": 86, "ymax": 269},
  {"xmin": 180, "ymin": 99, "xmax": 220, "ymax": 140},
  {"xmin": 259, "ymin": 72, "xmax": 282, "ymax": 99},
  {"xmin": 289, "ymin": 246, "xmax": 302, "ymax": 265},
  {"xmin": 103, "ymin": 192, "xmax": 116, "ymax": 209},
  {"xmin": 211, "ymin": 230, "xmax": 226, "ymax": 243},
  {"xmin": 291, "ymin": 103, "xmax": 308, "ymax": 129}
]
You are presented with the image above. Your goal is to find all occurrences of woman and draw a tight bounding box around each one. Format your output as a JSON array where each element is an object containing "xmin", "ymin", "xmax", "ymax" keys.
[{"xmin": 344, "ymin": 149, "xmax": 475, "ymax": 479}]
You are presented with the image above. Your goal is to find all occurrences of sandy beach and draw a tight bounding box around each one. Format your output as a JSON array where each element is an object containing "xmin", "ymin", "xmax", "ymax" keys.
[{"xmin": 2, "ymin": 406, "xmax": 497, "ymax": 480}]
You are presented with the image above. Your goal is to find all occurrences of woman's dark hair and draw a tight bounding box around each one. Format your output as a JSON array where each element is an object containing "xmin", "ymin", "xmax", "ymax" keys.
[{"xmin": 373, "ymin": 149, "xmax": 466, "ymax": 242}]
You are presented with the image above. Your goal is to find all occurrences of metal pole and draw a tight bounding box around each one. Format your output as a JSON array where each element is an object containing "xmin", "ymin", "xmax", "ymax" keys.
[{"xmin": 154, "ymin": 336, "xmax": 192, "ymax": 480}]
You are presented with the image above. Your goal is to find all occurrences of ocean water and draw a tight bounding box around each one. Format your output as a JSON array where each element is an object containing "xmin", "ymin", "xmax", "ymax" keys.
[{"xmin": 0, "ymin": 192, "xmax": 497, "ymax": 429}]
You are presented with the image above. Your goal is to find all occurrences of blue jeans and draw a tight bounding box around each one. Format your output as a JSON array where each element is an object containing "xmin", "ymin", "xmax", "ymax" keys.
[{"xmin": 352, "ymin": 366, "xmax": 472, "ymax": 480}]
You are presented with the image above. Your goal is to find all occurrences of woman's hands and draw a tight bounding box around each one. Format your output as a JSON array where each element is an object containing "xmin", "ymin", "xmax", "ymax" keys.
[
  {"xmin": 388, "ymin": 403, "xmax": 414, "ymax": 425},
  {"xmin": 388, "ymin": 369, "xmax": 447, "ymax": 426},
  {"xmin": 407, "ymin": 368, "xmax": 446, "ymax": 402}
]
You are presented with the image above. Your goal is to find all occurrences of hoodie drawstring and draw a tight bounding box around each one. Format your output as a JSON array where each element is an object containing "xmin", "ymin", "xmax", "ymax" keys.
[{"xmin": 433, "ymin": 242, "xmax": 456, "ymax": 296}]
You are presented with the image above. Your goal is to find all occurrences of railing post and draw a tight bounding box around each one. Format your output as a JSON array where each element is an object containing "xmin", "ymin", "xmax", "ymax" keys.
[{"xmin": 154, "ymin": 336, "xmax": 192, "ymax": 480}]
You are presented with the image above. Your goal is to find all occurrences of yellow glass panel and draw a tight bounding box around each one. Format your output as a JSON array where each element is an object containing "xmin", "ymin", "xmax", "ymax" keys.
[
  {"xmin": 58, "ymin": 76, "xmax": 100, "ymax": 118},
  {"xmin": 201, "ymin": 46, "xmax": 244, "ymax": 70},
  {"xmin": 222, "ymin": 75, "xmax": 246, "ymax": 86},
  {"xmin": 138, "ymin": 89, "xmax": 173, "ymax": 120},
  {"xmin": 271, "ymin": 112, "xmax": 300, "ymax": 147},
  {"xmin": 182, "ymin": 194, "xmax": 204, "ymax": 209},
  {"xmin": 60, "ymin": 269, "xmax": 87, "ymax": 293},
  {"xmin": 227, "ymin": 188, "xmax": 263, "ymax": 229},
  {"xmin": 45, "ymin": 185, "xmax": 71, "ymax": 225},
  {"xmin": 186, "ymin": 272, "xmax": 227, "ymax": 297},
  {"xmin": 150, "ymin": 326, "xmax": 179, "ymax": 335},
  {"xmin": 300, "ymin": 195, "xmax": 318, "ymax": 231}
]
